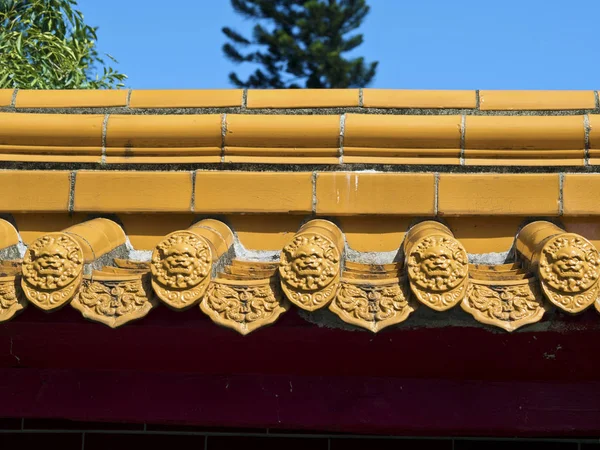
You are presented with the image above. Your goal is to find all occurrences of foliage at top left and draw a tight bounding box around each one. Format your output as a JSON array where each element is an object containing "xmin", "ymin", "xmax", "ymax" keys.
[{"xmin": 0, "ymin": 0, "xmax": 127, "ymax": 89}]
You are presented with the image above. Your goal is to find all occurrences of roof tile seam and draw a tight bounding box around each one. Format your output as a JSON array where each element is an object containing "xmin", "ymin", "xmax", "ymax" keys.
[
  {"xmin": 584, "ymin": 114, "xmax": 591, "ymax": 166},
  {"xmin": 358, "ymin": 88, "xmax": 364, "ymax": 107},
  {"xmin": 241, "ymin": 89, "xmax": 248, "ymax": 109},
  {"xmin": 595, "ymin": 91, "xmax": 600, "ymax": 109},
  {"xmin": 0, "ymin": 163, "xmax": 597, "ymax": 174},
  {"xmin": 338, "ymin": 113, "xmax": 346, "ymax": 164},
  {"xmin": 434, "ymin": 172, "xmax": 439, "ymax": 216},
  {"xmin": 190, "ymin": 171, "xmax": 196, "ymax": 212},
  {"xmin": 101, "ymin": 114, "xmax": 109, "ymax": 165},
  {"xmin": 312, "ymin": 172, "xmax": 317, "ymax": 214},
  {"xmin": 475, "ymin": 90, "xmax": 481, "ymax": 110},
  {"xmin": 68, "ymin": 171, "xmax": 76, "ymax": 213},
  {"xmin": 460, "ymin": 114, "xmax": 466, "ymax": 165},
  {"xmin": 5, "ymin": 107, "xmax": 600, "ymax": 116},
  {"xmin": 558, "ymin": 172, "xmax": 565, "ymax": 216},
  {"xmin": 126, "ymin": 89, "xmax": 132, "ymax": 108},
  {"xmin": 9, "ymin": 88, "xmax": 18, "ymax": 108},
  {"xmin": 64, "ymin": 230, "xmax": 97, "ymax": 261},
  {"xmin": 220, "ymin": 113, "xmax": 227, "ymax": 163}
]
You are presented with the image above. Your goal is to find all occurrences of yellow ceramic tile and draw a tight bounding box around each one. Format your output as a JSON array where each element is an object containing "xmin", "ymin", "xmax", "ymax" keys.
[
  {"xmin": 105, "ymin": 155, "xmax": 221, "ymax": 164},
  {"xmin": 479, "ymin": 90, "xmax": 596, "ymax": 110},
  {"xmin": 16, "ymin": 90, "xmax": 128, "ymax": 108},
  {"xmin": 464, "ymin": 152, "xmax": 585, "ymax": 166},
  {"xmin": 342, "ymin": 155, "xmax": 461, "ymax": 165},
  {"xmin": 0, "ymin": 154, "xmax": 101, "ymax": 163},
  {"xmin": 64, "ymin": 219, "xmax": 126, "ymax": 262},
  {"xmin": 438, "ymin": 174, "xmax": 560, "ymax": 216},
  {"xmin": 0, "ymin": 89, "xmax": 14, "ymax": 107},
  {"xmin": 12, "ymin": 213, "xmax": 87, "ymax": 245},
  {"xmin": 563, "ymin": 218, "xmax": 600, "ymax": 250},
  {"xmin": 226, "ymin": 215, "xmax": 303, "ymax": 250},
  {"xmin": 344, "ymin": 114, "xmax": 461, "ymax": 150},
  {"xmin": 74, "ymin": 171, "xmax": 193, "ymax": 212},
  {"xmin": 362, "ymin": 90, "xmax": 476, "ymax": 109},
  {"xmin": 563, "ymin": 174, "xmax": 600, "ymax": 215},
  {"xmin": 0, "ymin": 112, "xmax": 103, "ymax": 155},
  {"xmin": 73, "ymin": 218, "xmax": 127, "ymax": 250},
  {"xmin": 129, "ymin": 90, "xmax": 243, "ymax": 108},
  {"xmin": 105, "ymin": 115, "xmax": 222, "ymax": 157},
  {"xmin": 445, "ymin": 217, "xmax": 523, "ymax": 253},
  {"xmin": 246, "ymin": 89, "xmax": 359, "ymax": 108},
  {"xmin": 119, "ymin": 214, "xmax": 196, "ymax": 250},
  {"xmin": 0, "ymin": 171, "xmax": 71, "ymax": 212},
  {"xmin": 339, "ymin": 216, "xmax": 411, "ymax": 252},
  {"xmin": 223, "ymin": 155, "xmax": 340, "ymax": 164},
  {"xmin": 194, "ymin": 171, "xmax": 313, "ymax": 213},
  {"xmin": 586, "ymin": 115, "xmax": 600, "ymax": 164},
  {"xmin": 0, "ymin": 219, "xmax": 19, "ymax": 250},
  {"xmin": 465, "ymin": 115, "xmax": 585, "ymax": 150},
  {"xmin": 224, "ymin": 114, "xmax": 339, "ymax": 157},
  {"xmin": 316, "ymin": 172, "xmax": 435, "ymax": 215}
]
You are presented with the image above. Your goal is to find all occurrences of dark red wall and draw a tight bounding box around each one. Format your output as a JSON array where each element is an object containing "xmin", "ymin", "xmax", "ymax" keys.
[{"xmin": 1, "ymin": 305, "xmax": 600, "ymax": 436}]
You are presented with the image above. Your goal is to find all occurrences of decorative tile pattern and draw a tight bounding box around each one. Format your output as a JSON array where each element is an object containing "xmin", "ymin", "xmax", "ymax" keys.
[
  {"xmin": 151, "ymin": 231, "xmax": 213, "ymax": 310},
  {"xmin": 72, "ymin": 275, "xmax": 156, "ymax": 328},
  {"xmin": 201, "ymin": 278, "xmax": 288, "ymax": 335},
  {"xmin": 406, "ymin": 234, "xmax": 469, "ymax": 311},
  {"xmin": 280, "ymin": 231, "xmax": 342, "ymax": 311},
  {"xmin": 462, "ymin": 279, "xmax": 545, "ymax": 332},
  {"xmin": 330, "ymin": 277, "xmax": 415, "ymax": 332},
  {"xmin": 21, "ymin": 233, "xmax": 84, "ymax": 310}
]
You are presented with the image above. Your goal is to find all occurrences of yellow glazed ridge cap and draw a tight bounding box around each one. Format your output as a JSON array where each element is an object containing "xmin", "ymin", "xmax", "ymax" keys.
[
  {"xmin": 1, "ymin": 88, "xmax": 597, "ymax": 110},
  {"xmin": 0, "ymin": 112, "xmax": 594, "ymax": 160}
]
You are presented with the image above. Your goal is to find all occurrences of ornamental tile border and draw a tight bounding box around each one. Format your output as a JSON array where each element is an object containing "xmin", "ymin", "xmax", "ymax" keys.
[{"xmin": 0, "ymin": 217, "xmax": 598, "ymax": 333}]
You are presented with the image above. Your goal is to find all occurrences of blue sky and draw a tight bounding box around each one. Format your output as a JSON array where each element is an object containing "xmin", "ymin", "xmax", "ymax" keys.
[{"xmin": 79, "ymin": 0, "xmax": 598, "ymax": 89}]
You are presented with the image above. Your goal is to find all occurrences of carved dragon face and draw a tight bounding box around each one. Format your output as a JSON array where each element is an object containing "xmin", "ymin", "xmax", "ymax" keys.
[
  {"xmin": 291, "ymin": 243, "xmax": 325, "ymax": 277},
  {"xmin": 541, "ymin": 236, "xmax": 600, "ymax": 293},
  {"xmin": 408, "ymin": 236, "xmax": 468, "ymax": 292},
  {"xmin": 280, "ymin": 234, "xmax": 340, "ymax": 291},
  {"xmin": 152, "ymin": 232, "xmax": 211, "ymax": 289},
  {"xmin": 162, "ymin": 242, "xmax": 198, "ymax": 275},
  {"xmin": 33, "ymin": 243, "xmax": 70, "ymax": 276},
  {"xmin": 420, "ymin": 245, "xmax": 454, "ymax": 278},
  {"xmin": 23, "ymin": 234, "xmax": 83, "ymax": 290},
  {"xmin": 552, "ymin": 246, "xmax": 586, "ymax": 280}
]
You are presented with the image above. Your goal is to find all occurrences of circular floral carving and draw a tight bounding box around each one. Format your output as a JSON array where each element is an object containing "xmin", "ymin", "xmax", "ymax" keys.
[
  {"xmin": 22, "ymin": 233, "xmax": 83, "ymax": 291},
  {"xmin": 279, "ymin": 233, "xmax": 340, "ymax": 291},
  {"xmin": 407, "ymin": 235, "xmax": 468, "ymax": 292},
  {"xmin": 151, "ymin": 231, "xmax": 212, "ymax": 290},
  {"xmin": 539, "ymin": 235, "xmax": 600, "ymax": 293}
]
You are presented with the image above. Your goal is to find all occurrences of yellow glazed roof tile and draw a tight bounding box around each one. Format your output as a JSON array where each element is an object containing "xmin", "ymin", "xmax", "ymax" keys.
[
  {"xmin": 0, "ymin": 89, "xmax": 14, "ymax": 107},
  {"xmin": 129, "ymin": 89, "xmax": 243, "ymax": 108},
  {"xmin": 4, "ymin": 217, "xmax": 600, "ymax": 331},
  {"xmin": 344, "ymin": 114, "xmax": 461, "ymax": 148},
  {"xmin": 479, "ymin": 90, "xmax": 596, "ymax": 110},
  {"xmin": 194, "ymin": 171, "xmax": 313, "ymax": 213},
  {"xmin": 246, "ymin": 89, "xmax": 359, "ymax": 108},
  {"xmin": 73, "ymin": 171, "xmax": 193, "ymax": 212},
  {"xmin": 316, "ymin": 172, "xmax": 435, "ymax": 215},
  {"xmin": 0, "ymin": 170, "xmax": 71, "ymax": 212},
  {"xmin": 225, "ymin": 114, "xmax": 340, "ymax": 148},
  {"xmin": 0, "ymin": 112, "xmax": 103, "ymax": 153},
  {"xmin": 105, "ymin": 114, "xmax": 222, "ymax": 162},
  {"xmin": 438, "ymin": 174, "xmax": 560, "ymax": 216},
  {"xmin": 15, "ymin": 89, "xmax": 128, "ymax": 108},
  {"xmin": 563, "ymin": 174, "xmax": 600, "ymax": 215},
  {"xmin": 465, "ymin": 115, "xmax": 585, "ymax": 150},
  {"xmin": 362, "ymin": 89, "xmax": 476, "ymax": 109}
]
